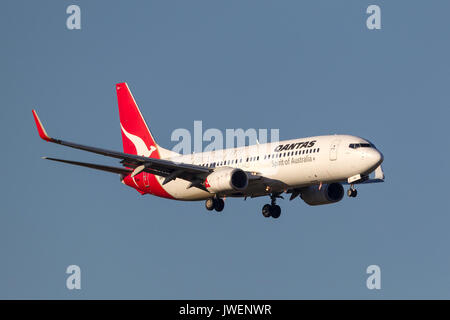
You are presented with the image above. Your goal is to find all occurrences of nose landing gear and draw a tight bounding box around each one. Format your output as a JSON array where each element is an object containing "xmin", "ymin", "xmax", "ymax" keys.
[
  {"xmin": 261, "ymin": 193, "xmax": 282, "ymax": 219},
  {"xmin": 347, "ymin": 184, "xmax": 358, "ymax": 198}
]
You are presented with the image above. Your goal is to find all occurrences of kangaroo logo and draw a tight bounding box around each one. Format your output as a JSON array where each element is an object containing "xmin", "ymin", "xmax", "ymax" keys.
[{"xmin": 120, "ymin": 123, "xmax": 157, "ymax": 157}]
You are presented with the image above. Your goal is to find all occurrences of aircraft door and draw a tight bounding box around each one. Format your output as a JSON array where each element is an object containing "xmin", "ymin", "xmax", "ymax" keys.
[{"xmin": 329, "ymin": 139, "xmax": 340, "ymax": 161}]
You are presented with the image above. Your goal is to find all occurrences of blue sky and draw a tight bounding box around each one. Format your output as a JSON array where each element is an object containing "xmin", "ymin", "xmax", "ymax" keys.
[{"xmin": 1, "ymin": 0, "xmax": 449, "ymax": 298}]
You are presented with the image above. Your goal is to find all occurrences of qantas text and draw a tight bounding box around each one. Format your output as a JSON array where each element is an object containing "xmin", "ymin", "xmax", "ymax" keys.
[{"xmin": 274, "ymin": 140, "xmax": 317, "ymax": 152}]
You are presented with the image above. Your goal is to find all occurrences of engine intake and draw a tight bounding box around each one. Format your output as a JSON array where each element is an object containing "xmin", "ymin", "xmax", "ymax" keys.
[
  {"xmin": 300, "ymin": 183, "xmax": 344, "ymax": 206},
  {"xmin": 206, "ymin": 167, "xmax": 248, "ymax": 193}
]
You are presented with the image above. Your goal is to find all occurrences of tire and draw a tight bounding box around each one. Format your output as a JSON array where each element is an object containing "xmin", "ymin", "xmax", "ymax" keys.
[
  {"xmin": 352, "ymin": 189, "xmax": 358, "ymax": 198},
  {"xmin": 205, "ymin": 198, "xmax": 215, "ymax": 211},
  {"xmin": 262, "ymin": 204, "xmax": 272, "ymax": 218},
  {"xmin": 215, "ymin": 198, "xmax": 225, "ymax": 212},
  {"xmin": 271, "ymin": 205, "xmax": 281, "ymax": 219},
  {"xmin": 347, "ymin": 189, "xmax": 353, "ymax": 197}
]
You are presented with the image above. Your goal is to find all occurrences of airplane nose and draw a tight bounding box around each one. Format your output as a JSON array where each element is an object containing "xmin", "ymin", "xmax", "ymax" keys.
[
  {"xmin": 366, "ymin": 149, "xmax": 384, "ymax": 167},
  {"xmin": 378, "ymin": 150, "xmax": 384, "ymax": 164}
]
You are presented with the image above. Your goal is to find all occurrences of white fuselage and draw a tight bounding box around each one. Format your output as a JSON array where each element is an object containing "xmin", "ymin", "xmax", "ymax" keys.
[{"xmin": 157, "ymin": 134, "xmax": 384, "ymax": 200}]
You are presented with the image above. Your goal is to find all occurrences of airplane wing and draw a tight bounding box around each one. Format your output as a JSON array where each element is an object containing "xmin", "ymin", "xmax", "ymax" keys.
[{"xmin": 32, "ymin": 110, "xmax": 212, "ymax": 186}]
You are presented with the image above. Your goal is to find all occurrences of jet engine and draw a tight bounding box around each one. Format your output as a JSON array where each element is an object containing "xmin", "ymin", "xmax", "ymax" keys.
[
  {"xmin": 300, "ymin": 183, "xmax": 344, "ymax": 206},
  {"xmin": 206, "ymin": 167, "xmax": 248, "ymax": 193}
]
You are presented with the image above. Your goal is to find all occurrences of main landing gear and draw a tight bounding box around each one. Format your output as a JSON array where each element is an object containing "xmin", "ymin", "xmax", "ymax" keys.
[
  {"xmin": 261, "ymin": 194, "xmax": 282, "ymax": 219},
  {"xmin": 205, "ymin": 197, "xmax": 225, "ymax": 212},
  {"xmin": 347, "ymin": 184, "xmax": 358, "ymax": 198}
]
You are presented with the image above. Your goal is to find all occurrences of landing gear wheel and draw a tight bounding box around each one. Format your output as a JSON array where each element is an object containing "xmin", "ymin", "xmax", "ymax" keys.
[
  {"xmin": 347, "ymin": 188, "xmax": 357, "ymax": 198},
  {"xmin": 262, "ymin": 204, "xmax": 272, "ymax": 218},
  {"xmin": 262, "ymin": 193, "xmax": 283, "ymax": 219},
  {"xmin": 214, "ymin": 198, "xmax": 225, "ymax": 212},
  {"xmin": 271, "ymin": 205, "xmax": 281, "ymax": 219},
  {"xmin": 205, "ymin": 198, "xmax": 215, "ymax": 211}
]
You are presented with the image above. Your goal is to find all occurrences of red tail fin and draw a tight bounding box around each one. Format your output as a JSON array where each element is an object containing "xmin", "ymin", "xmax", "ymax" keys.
[{"xmin": 116, "ymin": 83, "xmax": 160, "ymax": 159}]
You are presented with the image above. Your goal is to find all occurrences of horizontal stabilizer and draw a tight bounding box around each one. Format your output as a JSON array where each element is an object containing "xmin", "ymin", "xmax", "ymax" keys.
[
  {"xmin": 374, "ymin": 165, "xmax": 385, "ymax": 180},
  {"xmin": 42, "ymin": 157, "xmax": 132, "ymax": 175}
]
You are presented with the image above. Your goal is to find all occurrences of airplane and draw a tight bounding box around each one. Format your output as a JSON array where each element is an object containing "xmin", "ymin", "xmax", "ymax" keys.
[{"xmin": 32, "ymin": 82, "xmax": 385, "ymax": 219}]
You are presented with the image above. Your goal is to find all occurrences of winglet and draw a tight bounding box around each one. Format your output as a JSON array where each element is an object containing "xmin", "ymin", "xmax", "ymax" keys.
[{"xmin": 32, "ymin": 110, "xmax": 53, "ymax": 142}]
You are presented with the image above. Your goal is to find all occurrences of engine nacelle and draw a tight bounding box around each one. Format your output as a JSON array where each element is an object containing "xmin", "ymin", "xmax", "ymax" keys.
[
  {"xmin": 300, "ymin": 183, "xmax": 344, "ymax": 206},
  {"xmin": 206, "ymin": 167, "xmax": 248, "ymax": 193}
]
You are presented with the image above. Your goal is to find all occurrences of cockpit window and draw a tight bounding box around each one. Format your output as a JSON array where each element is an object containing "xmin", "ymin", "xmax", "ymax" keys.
[{"xmin": 349, "ymin": 143, "xmax": 376, "ymax": 149}]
